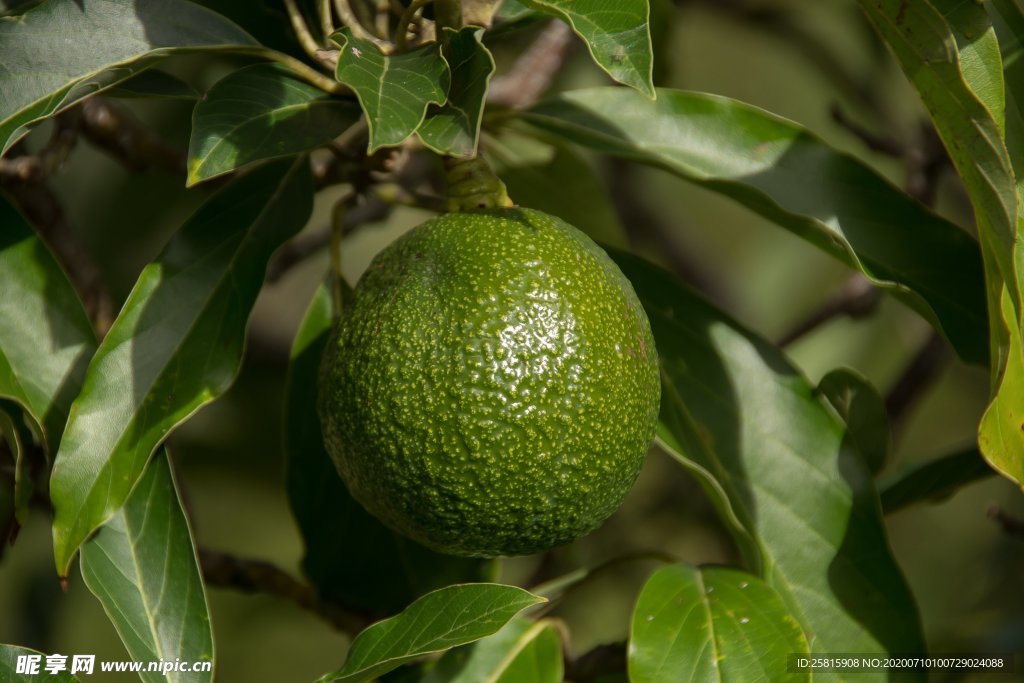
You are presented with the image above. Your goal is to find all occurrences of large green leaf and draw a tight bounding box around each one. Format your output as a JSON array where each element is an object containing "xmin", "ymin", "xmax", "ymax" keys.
[
  {"xmin": 331, "ymin": 29, "xmax": 450, "ymax": 151},
  {"xmin": 524, "ymin": 87, "xmax": 988, "ymax": 367},
  {"xmin": 50, "ymin": 158, "xmax": 313, "ymax": 577},
  {"xmin": 188, "ymin": 63, "xmax": 361, "ymax": 185},
  {"xmin": 629, "ymin": 564, "xmax": 809, "ymax": 683},
  {"xmin": 286, "ymin": 283, "xmax": 489, "ymax": 615},
  {"xmin": 0, "ymin": 0, "xmax": 258, "ymax": 155},
  {"xmin": 422, "ymin": 618, "xmax": 563, "ymax": 683},
  {"xmin": 0, "ymin": 196, "xmax": 96, "ymax": 453},
  {"xmin": 613, "ymin": 251, "xmax": 925, "ymax": 677},
  {"xmin": 80, "ymin": 451, "xmax": 213, "ymax": 683},
  {"xmin": 418, "ymin": 28, "xmax": 496, "ymax": 158},
  {"xmin": 317, "ymin": 584, "xmax": 544, "ymax": 683},
  {"xmin": 519, "ymin": 0, "xmax": 654, "ymax": 97},
  {"xmin": 857, "ymin": 0, "xmax": 1024, "ymax": 486},
  {"xmin": 0, "ymin": 644, "xmax": 81, "ymax": 682}
]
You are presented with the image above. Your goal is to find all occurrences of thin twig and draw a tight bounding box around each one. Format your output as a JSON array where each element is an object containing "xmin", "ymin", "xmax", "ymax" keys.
[
  {"xmin": 320, "ymin": 0, "xmax": 336, "ymax": 41},
  {"xmin": 0, "ymin": 116, "xmax": 78, "ymax": 183},
  {"xmin": 199, "ymin": 548, "xmax": 373, "ymax": 633},
  {"xmin": 489, "ymin": 21, "xmax": 575, "ymax": 108},
  {"xmin": 333, "ymin": 0, "xmax": 392, "ymax": 50},
  {"xmin": 830, "ymin": 104, "xmax": 904, "ymax": 157},
  {"xmin": 395, "ymin": 0, "xmax": 432, "ymax": 51},
  {"xmin": 77, "ymin": 98, "xmax": 186, "ymax": 176},
  {"xmin": 885, "ymin": 332, "xmax": 949, "ymax": 430},
  {"xmin": 285, "ymin": 0, "xmax": 327, "ymax": 58},
  {"xmin": 777, "ymin": 275, "xmax": 881, "ymax": 347},
  {"xmin": 904, "ymin": 122, "xmax": 950, "ymax": 206}
]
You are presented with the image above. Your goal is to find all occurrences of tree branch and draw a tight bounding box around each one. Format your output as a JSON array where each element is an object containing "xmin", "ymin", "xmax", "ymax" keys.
[
  {"xmin": 76, "ymin": 98, "xmax": 186, "ymax": 176},
  {"xmin": 988, "ymin": 506, "xmax": 1024, "ymax": 540},
  {"xmin": 489, "ymin": 20, "xmax": 575, "ymax": 108},
  {"xmin": 198, "ymin": 548, "xmax": 372, "ymax": 633},
  {"xmin": 885, "ymin": 332, "xmax": 949, "ymax": 430},
  {"xmin": 777, "ymin": 275, "xmax": 881, "ymax": 347}
]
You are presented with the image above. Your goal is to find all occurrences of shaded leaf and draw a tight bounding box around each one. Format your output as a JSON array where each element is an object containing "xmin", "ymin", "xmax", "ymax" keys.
[
  {"xmin": 613, "ymin": 251, "xmax": 925, "ymax": 675},
  {"xmin": 629, "ymin": 564, "xmax": 809, "ymax": 682},
  {"xmin": 331, "ymin": 28, "xmax": 450, "ymax": 151},
  {"xmin": 816, "ymin": 368, "xmax": 890, "ymax": 475},
  {"xmin": 107, "ymin": 69, "xmax": 199, "ymax": 100},
  {"xmin": 50, "ymin": 158, "xmax": 313, "ymax": 576},
  {"xmin": 0, "ymin": 196, "xmax": 96, "ymax": 453},
  {"xmin": 880, "ymin": 448, "xmax": 994, "ymax": 514},
  {"xmin": 80, "ymin": 451, "xmax": 213, "ymax": 683},
  {"xmin": 418, "ymin": 28, "xmax": 496, "ymax": 158},
  {"xmin": 524, "ymin": 87, "xmax": 988, "ymax": 366},
  {"xmin": 188, "ymin": 63, "xmax": 361, "ymax": 185},
  {"xmin": 0, "ymin": 644, "xmax": 81, "ymax": 682},
  {"xmin": 990, "ymin": 0, "xmax": 1024, "ymax": 188},
  {"xmin": 286, "ymin": 283, "xmax": 489, "ymax": 615},
  {"xmin": 422, "ymin": 618, "xmax": 563, "ymax": 683},
  {"xmin": 0, "ymin": 0, "xmax": 258, "ymax": 155},
  {"xmin": 519, "ymin": 0, "xmax": 654, "ymax": 97},
  {"xmin": 317, "ymin": 584, "xmax": 544, "ymax": 683},
  {"xmin": 0, "ymin": 404, "xmax": 31, "ymax": 529},
  {"xmin": 857, "ymin": 0, "xmax": 1024, "ymax": 486}
]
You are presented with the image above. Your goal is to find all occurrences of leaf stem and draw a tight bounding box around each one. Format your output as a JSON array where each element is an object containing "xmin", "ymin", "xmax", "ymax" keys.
[
  {"xmin": 434, "ymin": 0, "xmax": 463, "ymax": 31},
  {"xmin": 395, "ymin": 0, "xmax": 433, "ymax": 51},
  {"xmin": 285, "ymin": 0, "xmax": 327, "ymax": 58},
  {"xmin": 333, "ymin": 0, "xmax": 393, "ymax": 51},
  {"xmin": 320, "ymin": 0, "xmax": 337, "ymax": 38}
]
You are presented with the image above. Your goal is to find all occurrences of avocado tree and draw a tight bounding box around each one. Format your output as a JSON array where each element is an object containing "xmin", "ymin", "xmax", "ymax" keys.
[{"xmin": 1, "ymin": 0, "xmax": 1023, "ymax": 681}]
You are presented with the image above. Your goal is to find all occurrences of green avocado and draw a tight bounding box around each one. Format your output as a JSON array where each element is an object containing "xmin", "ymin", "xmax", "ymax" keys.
[{"xmin": 318, "ymin": 207, "xmax": 660, "ymax": 557}]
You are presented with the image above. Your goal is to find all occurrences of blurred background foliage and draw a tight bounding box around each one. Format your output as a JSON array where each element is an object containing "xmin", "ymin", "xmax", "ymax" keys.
[{"xmin": 1, "ymin": 0, "xmax": 1022, "ymax": 681}]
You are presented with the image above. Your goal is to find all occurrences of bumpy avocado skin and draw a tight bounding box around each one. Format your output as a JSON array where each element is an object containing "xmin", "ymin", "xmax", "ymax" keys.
[{"xmin": 318, "ymin": 208, "xmax": 660, "ymax": 557}]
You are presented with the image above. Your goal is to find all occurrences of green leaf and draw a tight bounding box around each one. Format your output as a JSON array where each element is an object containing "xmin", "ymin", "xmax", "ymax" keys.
[
  {"xmin": 422, "ymin": 618, "xmax": 563, "ymax": 683},
  {"xmin": 524, "ymin": 87, "xmax": 988, "ymax": 367},
  {"xmin": 188, "ymin": 63, "xmax": 361, "ymax": 185},
  {"xmin": 107, "ymin": 69, "xmax": 199, "ymax": 100},
  {"xmin": 990, "ymin": 0, "xmax": 1024, "ymax": 188},
  {"xmin": 613, "ymin": 251, "xmax": 926, "ymax": 675},
  {"xmin": 0, "ymin": 644, "xmax": 81, "ymax": 682},
  {"xmin": 331, "ymin": 28, "xmax": 450, "ymax": 151},
  {"xmin": 418, "ymin": 28, "xmax": 496, "ymax": 158},
  {"xmin": 880, "ymin": 447, "xmax": 995, "ymax": 514},
  {"xmin": 629, "ymin": 564, "xmax": 810, "ymax": 683},
  {"xmin": 0, "ymin": 405, "xmax": 31, "ymax": 528},
  {"xmin": 856, "ymin": 0, "xmax": 1024, "ymax": 486},
  {"xmin": 50, "ymin": 157, "xmax": 313, "ymax": 577},
  {"xmin": 0, "ymin": 197, "xmax": 96, "ymax": 453},
  {"xmin": 80, "ymin": 451, "xmax": 213, "ymax": 683},
  {"xmin": 317, "ymin": 584, "xmax": 545, "ymax": 683},
  {"xmin": 519, "ymin": 0, "xmax": 654, "ymax": 97},
  {"xmin": 816, "ymin": 369, "xmax": 890, "ymax": 475},
  {"xmin": 286, "ymin": 283, "xmax": 490, "ymax": 615},
  {"xmin": 0, "ymin": 0, "xmax": 258, "ymax": 155}
]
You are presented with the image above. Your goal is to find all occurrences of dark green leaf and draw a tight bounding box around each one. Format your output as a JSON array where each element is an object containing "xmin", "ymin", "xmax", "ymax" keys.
[
  {"xmin": 188, "ymin": 63, "xmax": 361, "ymax": 185},
  {"xmin": 286, "ymin": 283, "xmax": 490, "ymax": 615},
  {"xmin": 80, "ymin": 451, "xmax": 213, "ymax": 683},
  {"xmin": 422, "ymin": 618, "xmax": 563, "ymax": 683},
  {"xmin": 0, "ymin": 197, "xmax": 96, "ymax": 453},
  {"xmin": 0, "ymin": 644, "xmax": 81, "ymax": 682},
  {"xmin": 0, "ymin": 0, "xmax": 258, "ymax": 155},
  {"xmin": 50, "ymin": 158, "xmax": 313, "ymax": 576},
  {"xmin": 880, "ymin": 448, "xmax": 994, "ymax": 514},
  {"xmin": 0, "ymin": 405, "xmax": 31, "ymax": 528},
  {"xmin": 519, "ymin": 0, "xmax": 654, "ymax": 97},
  {"xmin": 317, "ymin": 584, "xmax": 545, "ymax": 683},
  {"xmin": 107, "ymin": 69, "xmax": 199, "ymax": 100},
  {"xmin": 524, "ymin": 87, "xmax": 988, "ymax": 366},
  {"xmin": 857, "ymin": 0, "xmax": 1024, "ymax": 486},
  {"xmin": 418, "ymin": 28, "xmax": 496, "ymax": 158},
  {"xmin": 497, "ymin": 142, "xmax": 628, "ymax": 248},
  {"xmin": 613, "ymin": 251, "xmax": 925, "ymax": 674},
  {"xmin": 629, "ymin": 564, "xmax": 810, "ymax": 682},
  {"xmin": 331, "ymin": 28, "xmax": 450, "ymax": 151},
  {"xmin": 990, "ymin": 0, "xmax": 1024, "ymax": 187},
  {"xmin": 816, "ymin": 369, "xmax": 890, "ymax": 475}
]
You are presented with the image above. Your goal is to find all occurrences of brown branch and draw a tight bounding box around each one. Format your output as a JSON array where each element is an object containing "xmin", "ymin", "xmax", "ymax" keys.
[
  {"xmin": 777, "ymin": 275, "xmax": 881, "ymax": 347},
  {"xmin": 199, "ymin": 548, "xmax": 372, "ymax": 633},
  {"xmin": 830, "ymin": 104, "xmax": 904, "ymax": 157},
  {"xmin": 489, "ymin": 20, "xmax": 575, "ymax": 108},
  {"xmin": 77, "ymin": 98, "xmax": 186, "ymax": 176},
  {"xmin": 904, "ymin": 122, "xmax": 950, "ymax": 206},
  {"xmin": 885, "ymin": 332, "xmax": 949, "ymax": 430},
  {"xmin": 0, "ymin": 116, "xmax": 79, "ymax": 184}
]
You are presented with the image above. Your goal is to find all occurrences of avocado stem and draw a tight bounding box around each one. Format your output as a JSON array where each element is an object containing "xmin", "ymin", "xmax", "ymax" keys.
[{"xmin": 444, "ymin": 156, "xmax": 514, "ymax": 212}]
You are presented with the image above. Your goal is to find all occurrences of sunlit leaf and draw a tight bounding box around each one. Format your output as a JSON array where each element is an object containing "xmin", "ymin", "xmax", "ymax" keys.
[
  {"xmin": 0, "ymin": 196, "xmax": 95, "ymax": 452},
  {"xmin": 286, "ymin": 284, "xmax": 489, "ymax": 615},
  {"xmin": 422, "ymin": 618, "xmax": 563, "ymax": 683},
  {"xmin": 0, "ymin": 0, "xmax": 257, "ymax": 155},
  {"xmin": 613, "ymin": 251, "xmax": 925, "ymax": 674},
  {"xmin": 80, "ymin": 451, "xmax": 213, "ymax": 683},
  {"xmin": 519, "ymin": 0, "xmax": 654, "ymax": 96},
  {"xmin": 524, "ymin": 87, "xmax": 987, "ymax": 366},
  {"xmin": 629, "ymin": 564, "xmax": 810, "ymax": 682},
  {"xmin": 331, "ymin": 28, "xmax": 450, "ymax": 151},
  {"xmin": 188, "ymin": 63, "xmax": 361, "ymax": 185},
  {"xmin": 418, "ymin": 28, "xmax": 495, "ymax": 158},
  {"xmin": 317, "ymin": 584, "xmax": 544, "ymax": 683},
  {"xmin": 50, "ymin": 158, "xmax": 313, "ymax": 576}
]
